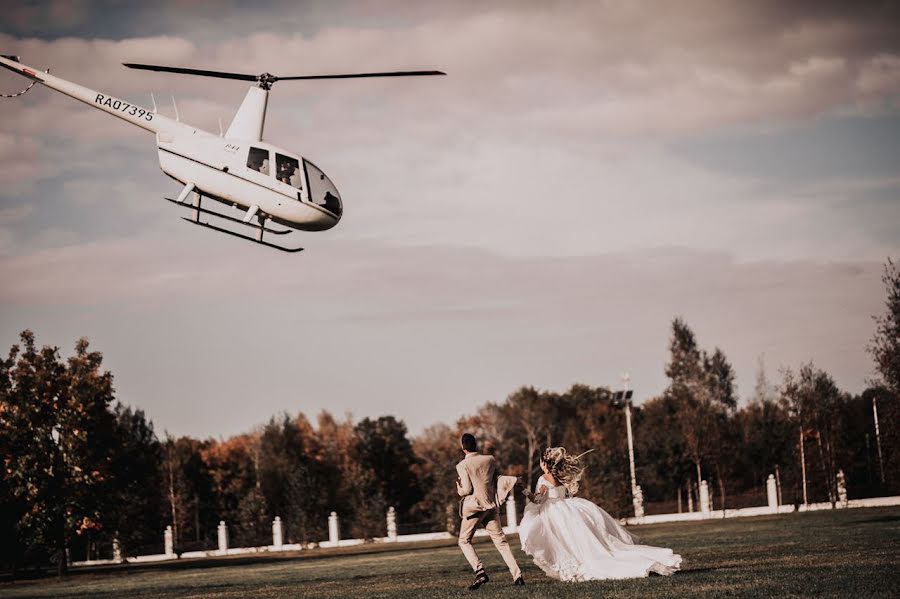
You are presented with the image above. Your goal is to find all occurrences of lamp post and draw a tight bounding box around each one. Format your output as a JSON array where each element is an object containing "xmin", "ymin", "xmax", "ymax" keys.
[
  {"xmin": 613, "ymin": 374, "xmax": 643, "ymax": 518},
  {"xmin": 872, "ymin": 395, "xmax": 886, "ymax": 484}
]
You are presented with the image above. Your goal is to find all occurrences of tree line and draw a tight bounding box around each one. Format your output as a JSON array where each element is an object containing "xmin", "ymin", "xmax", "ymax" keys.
[{"xmin": 2, "ymin": 260, "xmax": 898, "ymax": 577}]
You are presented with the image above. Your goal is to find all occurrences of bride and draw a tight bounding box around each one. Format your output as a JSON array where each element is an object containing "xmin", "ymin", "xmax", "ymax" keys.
[{"xmin": 518, "ymin": 447, "xmax": 682, "ymax": 582}]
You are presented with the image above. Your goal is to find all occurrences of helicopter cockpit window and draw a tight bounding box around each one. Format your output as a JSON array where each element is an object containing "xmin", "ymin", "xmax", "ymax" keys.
[
  {"xmin": 303, "ymin": 159, "xmax": 342, "ymax": 217},
  {"xmin": 275, "ymin": 154, "xmax": 302, "ymax": 189},
  {"xmin": 247, "ymin": 147, "xmax": 270, "ymax": 175}
]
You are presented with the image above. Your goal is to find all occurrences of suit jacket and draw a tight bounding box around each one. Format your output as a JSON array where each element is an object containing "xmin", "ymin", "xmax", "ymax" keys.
[{"xmin": 456, "ymin": 453, "xmax": 517, "ymax": 518}]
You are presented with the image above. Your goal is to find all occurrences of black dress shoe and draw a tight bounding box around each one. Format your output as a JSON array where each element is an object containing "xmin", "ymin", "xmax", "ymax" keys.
[
  {"xmin": 514, "ymin": 576, "xmax": 526, "ymax": 586},
  {"xmin": 468, "ymin": 569, "xmax": 489, "ymax": 591}
]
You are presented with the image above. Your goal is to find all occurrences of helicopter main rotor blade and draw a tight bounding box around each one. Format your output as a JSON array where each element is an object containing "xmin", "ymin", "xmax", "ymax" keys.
[
  {"xmin": 276, "ymin": 70, "xmax": 446, "ymax": 81},
  {"xmin": 123, "ymin": 63, "xmax": 258, "ymax": 82}
]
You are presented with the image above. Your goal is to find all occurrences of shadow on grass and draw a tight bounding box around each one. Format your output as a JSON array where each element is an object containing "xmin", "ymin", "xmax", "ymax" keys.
[
  {"xmin": 1, "ymin": 535, "xmax": 480, "ymax": 584},
  {"xmin": 676, "ymin": 567, "xmax": 723, "ymax": 575},
  {"xmin": 846, "ymin": 515, "xmax": 900, "ymax": 525}
]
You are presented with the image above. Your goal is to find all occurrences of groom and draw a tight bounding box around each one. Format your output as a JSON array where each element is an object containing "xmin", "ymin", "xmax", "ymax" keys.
[{"xmin": 456, "ymin": 433, "xmax": 524, "ymax": 590}]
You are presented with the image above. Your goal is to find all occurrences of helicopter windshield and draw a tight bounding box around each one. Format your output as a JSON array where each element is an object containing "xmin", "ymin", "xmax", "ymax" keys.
[{"xmin": 304, "ymin": 159, "xmax": 342, "ymax": 217}]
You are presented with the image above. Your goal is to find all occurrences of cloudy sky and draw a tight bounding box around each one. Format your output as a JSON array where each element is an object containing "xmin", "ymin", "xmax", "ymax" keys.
[{"xmin": 1, "ymin": 1, "xmax": 898, "ymax": 439}]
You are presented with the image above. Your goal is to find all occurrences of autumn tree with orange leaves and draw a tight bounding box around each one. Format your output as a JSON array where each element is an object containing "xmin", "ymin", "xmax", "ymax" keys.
[{"xmin": 0, "ymin": 331, "xmax": 119, "ymax": 576}]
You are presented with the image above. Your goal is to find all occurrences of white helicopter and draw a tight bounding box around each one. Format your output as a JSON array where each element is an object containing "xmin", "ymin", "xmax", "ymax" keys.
[{"xmin": 0, "ymin": 55, "xmax": 444, "ymax": 252}]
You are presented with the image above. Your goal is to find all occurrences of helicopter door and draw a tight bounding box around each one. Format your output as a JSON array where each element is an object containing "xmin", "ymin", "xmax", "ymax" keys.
[{"xmin": 245, "ymin": 146, "xmax": 272, "ymax": 187}]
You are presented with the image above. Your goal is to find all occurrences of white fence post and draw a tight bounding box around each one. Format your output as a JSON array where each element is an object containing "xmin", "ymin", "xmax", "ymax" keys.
[
  {"xmin": 700, "ymin": 480, "xmax": 710, "ymax": 514},
  {"xmin": 217, "ymin": 521, "xmax": 229, "ymax": 554},
  {"xmin": 113, "ymin": 536, "xmax": 123, "ymax": 563},
  {"xmin": 506, "ymin": 495, "xmax": 518, "ymax": 532},
  {"xmin": 272, "ymin": 516, "xmax": 284, "ymax": 549},
  {"xmin": 328, "ymin": 512, "xmax": 340, "ymax": 544},
  {"xmin": 633, "ymin": 485, "xmax": 645, "ymax": 518},
  {"xmin": 164, "ymin": 525, "xmax": 174, "ymax": 558},
  {"xmin": 386, "ymin": 507, "xmax": 398, "ymax": 541},
  {"xmin": 837, "ymin": 470, "xmax": 848, "ymax": 508},
  {"xmin": 767, "ymin": 474, "xmax": 778, "ymax": 512}
]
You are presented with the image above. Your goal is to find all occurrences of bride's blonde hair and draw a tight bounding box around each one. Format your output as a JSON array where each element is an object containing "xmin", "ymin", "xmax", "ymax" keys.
[{"xmin": 541, "ymin": 447, "xmax": 588, "ymax": 496}]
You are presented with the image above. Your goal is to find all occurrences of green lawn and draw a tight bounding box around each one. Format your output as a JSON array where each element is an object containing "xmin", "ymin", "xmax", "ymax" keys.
[{"xmin": 3, "ymin": 506, "xmax": 899, "ymax": 598}]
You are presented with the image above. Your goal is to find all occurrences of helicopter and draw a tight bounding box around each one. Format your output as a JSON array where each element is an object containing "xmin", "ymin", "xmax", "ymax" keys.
[{"xmin": 0, "ymin": 54, "xmax": 444, "ymax": 252}]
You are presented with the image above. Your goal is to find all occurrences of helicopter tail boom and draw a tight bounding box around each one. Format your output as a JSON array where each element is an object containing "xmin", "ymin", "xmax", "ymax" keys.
[{"xmin": 0, "ymin": 54, "xmax": 184, "ymax": 136}]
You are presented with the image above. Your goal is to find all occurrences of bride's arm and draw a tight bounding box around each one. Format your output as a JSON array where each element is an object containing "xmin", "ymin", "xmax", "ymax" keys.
[{"xmin": 525, "ymin": 476, "xmax": 549, "ymax": 503}]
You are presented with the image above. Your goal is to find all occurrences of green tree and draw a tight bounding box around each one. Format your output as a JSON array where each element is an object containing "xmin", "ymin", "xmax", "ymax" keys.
[
  {"xmin": 355, "ymin": 416, "xmax": 422, "ymax": 518},
  {"xmin": 107, "ymin": 405, "xmax": 164, "ymax": 557},
  {"xmin": 782, "ymin": 363, "xmax": 844, "ymax": 504},
  {"xmin": 703, "ymin": 347, "xmax": 737, "ymax": 508},
  {"xmin": 665, "ymin": 318, "xmax": 709, "ymax": 490}
]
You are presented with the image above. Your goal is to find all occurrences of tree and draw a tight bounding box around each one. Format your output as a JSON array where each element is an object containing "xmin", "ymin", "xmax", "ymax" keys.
[
  {"xmin": 107, "ymin": 405, "xmax": 164, "ymax": 557},
  {"xmin": 504, "ymin": 387, "xmax": 554, "ymax": 491},
  {"xmin": 0, "ymin": 336, "xmax": 29, "ymax": 574},
  {"xmin": 412, "ymin": 423, "xmax": 461, "ymax": 533},
  {"xmin": 735, "ymin": 389, "xmax": 795, "ymax": 502},
  {"xmin": 868, "ymin": 258, "xmax": 900, "ymax": 491},
  {"xmin": 258, "ymin": 414, "xmax": 329, "ymax": 544},
  {"xmin": 201, "ymin": 434, "xmax": 258, "ymax": 542},
  {"xmin": 315, "ymin": 411, "xmax": 367, "ymax": 539},
  {"xmin": 869, "ymin": 258, "xmax": 900, "ymax": 394},
  {"xmin": 703, "ymin": 347, "xmax": 737, "ymax": 509},
  {"xmin": 753, "ymin": 355, "xmax": 776, "ymax": 404},
  {"xmin": 663, "ymin": 319, "xmax": 738, "ymax": 509},
  {"xmin": 782, "ymin": 363, "xmax": 844, "ymax": 504},
  {"xmin": 0, "ymin": 331, "xmax": 119, "ymax": 576},
  {"xmin": 636, "ymin": 394, "xmax": 693, "ymax": 511},
  {"xmin": 354, "ymin": 416, "xmax": 422, "ymax": 518},
  {"xmin": 161, "ymin": 435, "xmax": 201, "ymax": 548},
  {"xmin": 665, "ymin": 318, "xmax": 708, "ymax": 489}
]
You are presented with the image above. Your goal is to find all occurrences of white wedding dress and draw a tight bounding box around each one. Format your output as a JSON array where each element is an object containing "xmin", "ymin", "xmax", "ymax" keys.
[{"xmin": 518, "ymin": 477, "xmax": 682, "ymax": 581}]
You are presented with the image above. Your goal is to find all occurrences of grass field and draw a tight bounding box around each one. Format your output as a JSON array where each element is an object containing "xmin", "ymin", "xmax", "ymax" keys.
[{"xmin": 2, "ymin": 506, "xmax": 899, "ymax": 598}]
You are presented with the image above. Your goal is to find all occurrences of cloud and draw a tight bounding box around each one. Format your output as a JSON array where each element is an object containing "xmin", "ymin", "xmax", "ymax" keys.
[
  {"xmin": 0, "ymin": 203, "xmax": 32, "ymax": 224},
  {"xmin": 0, "ymin": 234, "xmax": 886, "ymax": 436},
  {"xmin": 1, "ymin": 2, "xmax": 898, "ymax": 143},
  {"xmin": 0, "ymin": 132, "xmax": 39, "ymax": 187},
  {"xmin": 0, "ymin": 1, "xmax": 896, "ymax": 438}
]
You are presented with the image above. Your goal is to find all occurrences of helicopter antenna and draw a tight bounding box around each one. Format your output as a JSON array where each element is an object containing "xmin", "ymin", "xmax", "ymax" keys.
[
  {"xmin": 150, "ymin": 92, "xmax": 157, "ymax": 113},
  {"xmin": 170, "ymin": 94, "xmax": 180, "ymax": 122},
  {"xmin": 218, "ymin": 116, "xmax": 224, "ymax": 137}
]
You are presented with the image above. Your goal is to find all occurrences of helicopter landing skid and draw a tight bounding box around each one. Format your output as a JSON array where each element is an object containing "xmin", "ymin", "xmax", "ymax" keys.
[
  {"xmin": 180, "ymin": 218, "xmax": 304, "ymax": 253},
  {"xmin": 164, "ymin": 197, "xmax": 303, "ymax": 253},
  {"xmin": 163, "ymin": 197, "xmax": 292, "ymax": 235}
]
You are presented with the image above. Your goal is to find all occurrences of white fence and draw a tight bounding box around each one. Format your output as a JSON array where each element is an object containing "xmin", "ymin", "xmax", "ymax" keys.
[
  {"xmin": 72, "ymin": 495, "xmax": 521, "ymax": 567},
  {"xmin": 72, "ymin": 478, "xmax": 900, "ymax": 568},
  {"xmin": 624, "ymin": 472, "xmax": 900, "ymax": 525}
]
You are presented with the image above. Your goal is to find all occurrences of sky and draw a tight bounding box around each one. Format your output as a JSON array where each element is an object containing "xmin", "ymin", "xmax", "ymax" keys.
[{"xmin": 0, "ymin": 1, "xmax": 898, "ymax": 439}]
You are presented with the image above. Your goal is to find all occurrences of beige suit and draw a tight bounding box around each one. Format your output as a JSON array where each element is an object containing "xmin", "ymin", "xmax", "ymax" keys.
[{"xmin": 456, "ymin": 453, "xmax": 522, "ymax": 580}]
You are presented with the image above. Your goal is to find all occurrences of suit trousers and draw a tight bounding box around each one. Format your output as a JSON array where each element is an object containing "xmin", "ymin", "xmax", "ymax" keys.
[{"xmin": 458, "ymin": 507, "xmax": 521, "ymax": 580}]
